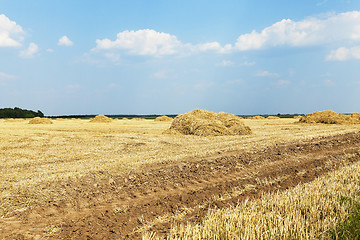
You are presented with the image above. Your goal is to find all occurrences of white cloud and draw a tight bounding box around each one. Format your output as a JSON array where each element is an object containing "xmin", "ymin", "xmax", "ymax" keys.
[
  {"xmin": 241, "ymin": 61, "xmax": 256, "ymax": 66},
  {"xmin": 151, "ymin": 70, "xmax": 177, "ymax": 79},
  {"xmin": 273, "ymin": 79, "xmax": 290, "ymax": 87},
  {"xmin": 326, "ymin": 46, "xmax": 360, "ymax": 61},
  {"xmin": 58, "ymin": 35, "xmax": 74, "ymax": 46},
  {"xmin": 0, "ymin": 72, "xmax": 16, "ymax": 80},
  {"xmin": 235, "ymin": 11, "xmax": 360, "ymax": 51},
  {"xmin": 323, "ymin": 79, "xmax": 336, "ymax": 86},
  {"xmin": 216, "ymin": 60, "xmax": 234, "ymax": 67},
  {"xmin": 0, "ymin": 72, "xmax": 16, "ymax": 86},
  {"xmin": 46, "ymin": 48, "xmax": 54, "ymax": 53},
  {"xmin": 19, "ymin": 42, "xmax": 38, "ymax": 58},
  {"xmin": 256, "ymin": 70, "xmax": 279, "ymax": 77},
  {"xmin": 94, "ymin": 29, "xmax": 229, "ymax": 57},
  {"xmin": 0, "ymin": 14, "xmax": 24, "ymax": 47}
]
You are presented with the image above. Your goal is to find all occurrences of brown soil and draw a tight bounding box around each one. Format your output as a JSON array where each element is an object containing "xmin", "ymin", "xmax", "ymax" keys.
[{"xmin": 1, "ymin": 132, "xmax": 360, "ymax": 239}]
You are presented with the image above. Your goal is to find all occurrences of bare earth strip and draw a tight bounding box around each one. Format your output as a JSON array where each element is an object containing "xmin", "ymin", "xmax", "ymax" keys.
[{"xmin": 0, "ymin": 131, "xmax": 359, "ymax": 239}]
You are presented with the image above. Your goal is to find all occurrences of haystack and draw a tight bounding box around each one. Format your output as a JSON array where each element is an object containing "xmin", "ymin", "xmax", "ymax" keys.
[
  {"xmin": 298, "ymin": 110, "xmax": 360, "ymax": 124},
  {"xmin": 132, "ymin": 118, "xmax": 145, "ymax": 121},
  {"xmin": 165, "ymin": 109, "xmax": 252, "ymax": 136},
  {"xmin": 154, "ymin": 116, "xmax": 173, "ymax": 122},
  {"xmin": 247, "ymin": 115, "xmax": 266, "ymax": 119},
  {"xmin": 89, "ymin": 115, "xmax": 112, "ymax": 123},
  {"xmin": 351, "ymin": 112, "xmax": 360, "ymax": 120},
  {"xmin": 267, "ymin": 116, "xmax": 280, "ymax": 119},
  {"xmin": 28, "ymin": 117, "xmax": 53, "ymax": 124}
]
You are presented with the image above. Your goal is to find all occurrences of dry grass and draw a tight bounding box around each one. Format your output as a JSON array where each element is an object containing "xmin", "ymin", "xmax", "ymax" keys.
[
  {"xmin": 267, "ymin": 116, "xmax": 280, "ymax": 119},
  {"xmin": 89, "ymin": 114, "xmax": 112, "ymax": 123},
  {"xmin": 0, "ymin": 118, "xmax": 359, "ymax": 217},
  {"xmin": 28, "ymin": 117, "xmax": 53, "ymax": 124},
  {"xmin": 299, "ymin": 110, "xmax": 360, "ymax": 124},
  {"xmin": 145, "ymin": 159, "xmax": 360, "ymax": 240},
  {"xmin": 154, "ymin": 116, "xmax": 173, "ymax": 122},
  {"xmin": 165, "ymin": 109, "xmax": 252, "ymax": 136}
]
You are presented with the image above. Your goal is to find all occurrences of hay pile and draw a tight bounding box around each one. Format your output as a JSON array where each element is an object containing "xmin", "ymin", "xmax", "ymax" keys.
[
  {"xmin": 247, "ymin": 115, "xmax": 266, "ymax": 119},
  {"xmin": 132, "ymin": 118, "xmax": 145, "ymax": 121},
  {"xmin": 89, "ymin": 115, "xmax": 112, "ymax": 123},
  {"xmin": 351, "ymin": 112, "xmax": 360, "ymax": 120},
  {"xmin": 267, "ymin": 116, "xmax": 280, "ymax": 119},
  {"xmin": 28, "ymin": 117, "xmax": 53, "ymax": 124},
  {"xmin": 165, "ymin": 109, "xmax": 252, "ymax": 136},
  {"xmin": 154, "ymin": 116, "xmax": 173, "ymax": 122},
  {"xmin": 298, "ymin": 110, "xmax": 360, "ymax": 124}
]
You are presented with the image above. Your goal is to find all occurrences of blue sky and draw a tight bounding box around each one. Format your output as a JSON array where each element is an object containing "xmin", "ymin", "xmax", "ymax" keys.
[{"xmin": 0, "ymin": 0, "xmax": 359, "ymax": 115}]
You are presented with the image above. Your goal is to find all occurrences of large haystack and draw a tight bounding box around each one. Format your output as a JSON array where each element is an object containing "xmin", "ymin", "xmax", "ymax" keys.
[
  {"xmin": 154, "ymin": 116, "xmax": 173, "ymax": 122},
  {"xmin": 28, "ymin": 117, "xmax": 53, "ymax": 124},
  {"xmin": 165, "ymin": 109, "xmax": 252, "ymax": 136},
  {"xmin": 89, "ymin": 115, "xmax": 112, "ymax": 123},
  {"xmin": 298, "ymin": 110, "xmax": 360, "ymax": 124}
]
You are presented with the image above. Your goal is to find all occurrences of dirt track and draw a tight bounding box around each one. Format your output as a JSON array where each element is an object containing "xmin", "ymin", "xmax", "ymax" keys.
[{"xmin": 1, "ymin": 132, "xmax": 360, "ymax": 239}]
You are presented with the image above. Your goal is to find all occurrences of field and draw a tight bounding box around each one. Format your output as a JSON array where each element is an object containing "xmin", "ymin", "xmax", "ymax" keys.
[{"xmin": 0, "ymin": 118, "xmax": 360, "ymax": 239}]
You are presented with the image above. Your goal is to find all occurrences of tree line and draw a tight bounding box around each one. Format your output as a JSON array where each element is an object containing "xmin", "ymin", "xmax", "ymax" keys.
[{"xmin": 0, "ymin": 107, "xmax": 44, "ymax": 118}]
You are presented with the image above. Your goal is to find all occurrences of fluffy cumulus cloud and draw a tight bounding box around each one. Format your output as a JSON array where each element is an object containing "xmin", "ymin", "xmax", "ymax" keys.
[
  {"xmin": 235, "ymin": 11, "xmax": 360, "ymax": 51},
  {"xmin": 94, "ymin": 29, "xmax": 229, "ymax": 57},
  {"xmin": 58, "ymin": 35, "xmax": 74, "ymax": 46},
  {"xmin": 0, "ymin": 14, "xmax": 24, "ymax": 47},
  {"xmin": 19, "ymin": 42, "xmax": 38, "ymax": 58},
  {"xmin": 326, "ymin": 46, "xmax": 360, "ymax": 61}
]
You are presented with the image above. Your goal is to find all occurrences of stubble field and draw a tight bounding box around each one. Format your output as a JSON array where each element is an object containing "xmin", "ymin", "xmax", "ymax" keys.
[{"xmin": 0, "ymin": 118, "xmax": 359, "ymax": 239}]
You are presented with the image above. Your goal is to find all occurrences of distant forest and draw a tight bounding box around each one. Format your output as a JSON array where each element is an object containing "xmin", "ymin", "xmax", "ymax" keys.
[{"xmin": 0, "ymin": 107, "xmax": 44, "ymax": 118}]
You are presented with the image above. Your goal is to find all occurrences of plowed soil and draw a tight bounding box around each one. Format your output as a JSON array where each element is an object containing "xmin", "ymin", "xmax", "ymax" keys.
[{"xmin": 1, "ymin": 132, "xmax": 360, "ymax": 239}]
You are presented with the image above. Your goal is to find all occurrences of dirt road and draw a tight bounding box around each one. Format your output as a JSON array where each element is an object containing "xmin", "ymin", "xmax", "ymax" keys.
[{"xmin": 1, "ymin": 132, "xmax": 360, "ymax": 239}]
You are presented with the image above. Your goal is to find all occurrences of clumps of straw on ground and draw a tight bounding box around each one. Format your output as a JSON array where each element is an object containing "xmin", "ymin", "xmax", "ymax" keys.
[
  {"xmin": 267, "ymin": 116, "xmax": 280, "ymax": 119},
  {"xmin": 164, "ymin": 109, "xmax": 251, "ymax": 136},
  {"xmin": 89, "ymin": 115, "xmax": 113, "ymax": 123},
  {"xmin": 154, "ymin": 116, "xmax": 173, "ymax": 122},
  {"xmin": 28, "ymin": 117, "xmax": 53, "ymax": 124},
  {"xmin": 299, "ymin": 110, "xmax": 360, "ymax": 124},
  {"xmin": 247, "ymin": 115, "xmax": 265, "ymax": 119}
]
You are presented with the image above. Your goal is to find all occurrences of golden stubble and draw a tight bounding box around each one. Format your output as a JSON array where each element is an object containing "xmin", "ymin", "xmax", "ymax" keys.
[{"xmin": 0, "ymin": 118, "xmax": 359, "ymax": 216}]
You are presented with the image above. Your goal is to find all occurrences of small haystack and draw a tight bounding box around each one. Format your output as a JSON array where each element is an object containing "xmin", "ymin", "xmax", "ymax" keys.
[
  {"xmin": 28, "ymin": 117, "xmax": 53, "ymax": 124},
  {"xmin": 298, "ymin": 110, "xmax": 360, "ymax": 124},
  {"xmin": 89, "ymin": 115, "xmax": 112, "ymax": 123},
  {"xmin": 247, "ymin": 115, "xmax": 266, "ymax": 119},
  {"xmin": 154, "ymin": 116, "xmax": 173, "ymax": 122},
  {"xmin": 132, "ymin": 118, "xmax": 145, "ymax": 121},
  {"xmin": 165, "ymin": 109, "xmax": 252, "ymax": 136},
  {"xmin": 267, "ymin": 116, "xmax": 280, "ymax": 119}
]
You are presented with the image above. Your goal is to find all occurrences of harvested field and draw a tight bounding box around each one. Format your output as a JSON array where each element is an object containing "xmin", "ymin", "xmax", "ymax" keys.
[{"xmin": 0, "ymin": 118, "xmax": 359, "ymax": 239}]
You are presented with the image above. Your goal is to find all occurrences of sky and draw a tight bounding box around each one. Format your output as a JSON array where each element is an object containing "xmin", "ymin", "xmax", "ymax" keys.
[{"xmin": 0, "ymin": 0, "xmax": 360, "ymax": 116}]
